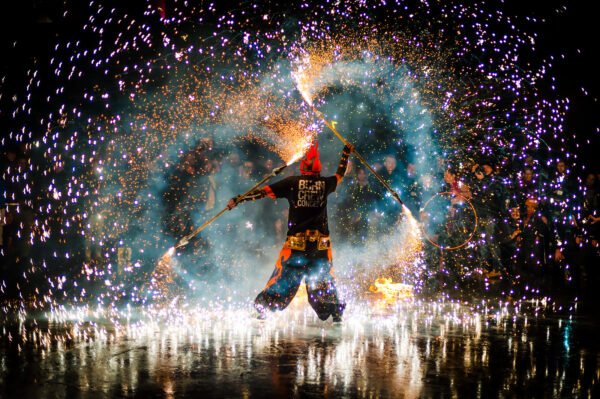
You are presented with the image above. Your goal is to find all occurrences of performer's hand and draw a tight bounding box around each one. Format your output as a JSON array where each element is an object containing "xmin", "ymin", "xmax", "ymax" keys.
[
  {"xmin": 344, "ymin": 143, "xmax": 354, "ymax": 153},
  {"xmin": 227, "ymin": 197, "xmax": 238, "ymax": 210}
]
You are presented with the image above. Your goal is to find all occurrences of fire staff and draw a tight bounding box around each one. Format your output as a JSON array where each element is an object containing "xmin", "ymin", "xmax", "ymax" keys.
[{"xmin": 227, "ymin": 142, "xmax": 352, "ymax": 321}]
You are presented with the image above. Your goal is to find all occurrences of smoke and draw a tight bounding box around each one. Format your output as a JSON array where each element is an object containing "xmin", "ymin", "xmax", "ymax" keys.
[
  {"xmin": 83, "ymin": 37, "xmax": 454, "ymax": 308},
  {"xmin": 86, "ymin": 60, "xmax": 312, "ymax": 305},
  {"xmin": 1, "ymin": 7, "xmax": 461, "ymax": 310},
  {"xmin": 188, "ymin": 60, "xmax": 441, "ymax": 303}
]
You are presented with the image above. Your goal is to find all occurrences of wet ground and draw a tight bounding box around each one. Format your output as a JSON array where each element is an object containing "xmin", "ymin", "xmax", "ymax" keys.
[{"xmin": 1, "ymin": 298, "xmax": 598, "ymax": 398}]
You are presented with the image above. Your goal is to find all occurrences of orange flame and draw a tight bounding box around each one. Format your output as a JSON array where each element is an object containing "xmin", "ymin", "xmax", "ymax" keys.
[
  {"xmin": 290, "ymin": 284, "xmax": 308, "ymax": 307},
  {"xmin": 369, "ymin": 277, "xmax": 414, "ymax": 303}
]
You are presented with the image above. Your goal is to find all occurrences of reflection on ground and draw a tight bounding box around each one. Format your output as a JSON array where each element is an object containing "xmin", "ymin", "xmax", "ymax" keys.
[{"xmin": 1, "ymin": 298, "xmax": 598, "ymax": 398}]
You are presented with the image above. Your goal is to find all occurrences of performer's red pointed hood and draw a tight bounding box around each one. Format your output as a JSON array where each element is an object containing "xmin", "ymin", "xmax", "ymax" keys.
[{"xmin": 299, "ymin": 140, "xmax": 322, "ymax": 175}]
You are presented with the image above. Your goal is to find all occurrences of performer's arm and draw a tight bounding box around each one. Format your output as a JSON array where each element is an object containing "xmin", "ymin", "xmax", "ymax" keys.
[
  {"xmin": 335, "ymin": 144, "xmax": 353, "ymax": 184},
  {"xmin": 227, "ymin": 186, "xmax": 277, "ymax": 209}
]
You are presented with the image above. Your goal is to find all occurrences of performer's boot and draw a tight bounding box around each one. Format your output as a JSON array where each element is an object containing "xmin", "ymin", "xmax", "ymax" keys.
[
  {"xmin": 331, "ymin": 304, "xmax": 345, "ymax": 323},
  {"xmin": 254, "ymin": 303, "xmax": 268, "ymax": 320}
]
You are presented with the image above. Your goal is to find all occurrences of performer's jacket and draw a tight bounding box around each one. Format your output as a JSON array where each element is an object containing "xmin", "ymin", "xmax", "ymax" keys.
[
  {"xmin": 237, "ymin": 145, "xmax": 352, "ymax": 237},
  {"xmin": 264, "ymin": 175, "xmax": 338, "ymax": 236}
]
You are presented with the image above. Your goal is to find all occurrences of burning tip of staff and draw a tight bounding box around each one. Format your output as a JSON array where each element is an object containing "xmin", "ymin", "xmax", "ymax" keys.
[
  {"xmin": 158, "ymin": 247, "xmax": 175, "ymax": 265},
  {"xmin": 402, "ymin": 205, "xmax": 420, "ymax": 228},
  {"xmin": 286, "ymin": 151, "xmax": 305, "ymax": 166}
]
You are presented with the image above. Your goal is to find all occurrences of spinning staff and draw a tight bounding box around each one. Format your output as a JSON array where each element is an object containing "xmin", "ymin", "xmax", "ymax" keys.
[
  {"xmin": 310, "ymin": 106, "xmax": 477, "ymax": 249},
  {"xmin": 149, "ymin": 157, "xmax": 301, "ymax": 300},
  {"xmin": 172, "ymin": 162, "xmax": 292, "ymax": 250},
  {"xmin": 310, "ymin": 107, "xmax": 412, "ymax": 216}
]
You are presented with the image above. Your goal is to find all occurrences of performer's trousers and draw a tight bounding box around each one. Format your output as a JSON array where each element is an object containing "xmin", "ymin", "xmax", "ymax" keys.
[{"xmin": 255, "ymin": 243, "xmax": 345, "ymax": 320}]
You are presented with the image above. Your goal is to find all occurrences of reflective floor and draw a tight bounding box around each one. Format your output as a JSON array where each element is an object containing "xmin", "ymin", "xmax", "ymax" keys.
[{"xmin": 1, "ymin": 298, "xmax": 598, "ymax": 398}]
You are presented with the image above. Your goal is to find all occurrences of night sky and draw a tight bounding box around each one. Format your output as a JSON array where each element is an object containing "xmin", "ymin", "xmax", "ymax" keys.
[{"xmin": 1, "ymin": 0, "xmax": 598, "ymax": 168}]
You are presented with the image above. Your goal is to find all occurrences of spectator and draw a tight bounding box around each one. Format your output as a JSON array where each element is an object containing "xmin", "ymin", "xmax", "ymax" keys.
[
  {"xmin": 582, "ymin": 173, "xmax": 600, "ymax": 241},
  {"xmin": 259, "ymin": 158, "xmax": 275, "ymax": 178},
  {"xmin": 221, "ymin": 151, "xmax": 242, "ymax": 190},
  {"xmin": 519, "ymin": 168, "xmax": 538, "ymax": 200},
  {"xmin": 544, "ymin": 160, "xmax": 576, "ymax": 226},
  {"xmin": 201, "ymin": 157, "xmax": 218, "ymax": 213},
  {"xmin": 432, "ymin": 169, "xmax": 477, "ymax": 289},
  {"xmin": 574, "ymin": 172, "xmax": 600, "ymax": 295},
  {"xmin": 499, "ymin": 206, "xmax": 523, "ymax": 276},
  {"xmin": 376, "ymin": 154, "xmax": 403, "ymax": 230},
  {"xmin": 380, "ymin": 155, "xmax": 402, "ymax": 190},
  {"xmin": 341, "ymin": 167, "xmax": 378, "ymax": 245},
  {"xmin": 404, "ymin": 163, "xmax": 421, "ymax": 212},
  {"xmin": 514, "ymin": 197, "xmax": 549, "ymax": 293},
  {"xmin": 544, "ymin": 160, "xmax": 577, "ymax": 292},
  {"xmin": 239, "ymin": 160, "xmax": 258, "ymax": 182},
  {"xmin": 470, "ymin": 159, "xmax": 505, "ymax": 273}
]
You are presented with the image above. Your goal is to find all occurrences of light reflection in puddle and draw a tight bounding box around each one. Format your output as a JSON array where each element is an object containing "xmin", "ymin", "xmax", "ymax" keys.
[{"xmin": 0, "ymin": 299, "xmax": 597, "ymax": 398}]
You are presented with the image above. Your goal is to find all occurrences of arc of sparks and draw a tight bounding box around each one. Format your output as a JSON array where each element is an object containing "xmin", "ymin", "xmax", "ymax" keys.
[
  {"xmin": 292, "ymin": 54, "xmax": 411, "ymax": 214},
  {"xmin": 309, "ymin": 105, "xmax": 412, "ymax": 217}
]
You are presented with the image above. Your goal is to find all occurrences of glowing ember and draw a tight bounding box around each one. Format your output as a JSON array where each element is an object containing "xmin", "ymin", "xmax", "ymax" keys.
[
  {"xmin": 261, "ymin": 118, "xmax": 315, "ymax": 165},
  {"xmin": 291, "ymin": 52, "xmax": 332, "ymax": 106}
]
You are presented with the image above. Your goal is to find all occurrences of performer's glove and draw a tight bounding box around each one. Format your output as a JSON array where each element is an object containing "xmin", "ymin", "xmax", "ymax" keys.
[
  {"xmin": 227, "ymin": 197, "xmax": 239, "ymax": 210},
  {"xmin": 227, "ymin": 190, "xmax": 267, "ymax": 210},
  {"xmin": 337, "ymin": 144, "xmax": 353, "ymax": 177}
]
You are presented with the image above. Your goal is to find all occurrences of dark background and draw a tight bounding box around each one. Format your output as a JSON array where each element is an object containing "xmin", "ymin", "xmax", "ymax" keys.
[{"xmin": 1, "ymin": 0, "xmax": 598, "ymax": 165}]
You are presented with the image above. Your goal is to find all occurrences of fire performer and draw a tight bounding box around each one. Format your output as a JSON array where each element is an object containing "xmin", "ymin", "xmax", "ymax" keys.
[{"xmin": 227, "ymin": 141, "xmax": 353, "ymax": 321}]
